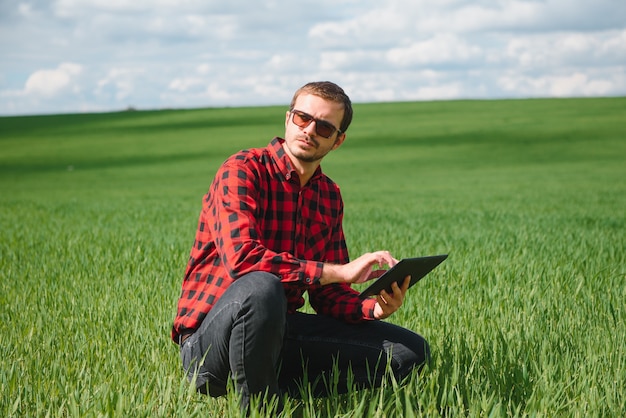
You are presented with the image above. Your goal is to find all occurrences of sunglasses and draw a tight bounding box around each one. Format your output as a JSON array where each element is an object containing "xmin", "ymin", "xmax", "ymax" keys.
[{"xmin": 290, "ymin": 109, "xmax": 341, "ymax": 138}]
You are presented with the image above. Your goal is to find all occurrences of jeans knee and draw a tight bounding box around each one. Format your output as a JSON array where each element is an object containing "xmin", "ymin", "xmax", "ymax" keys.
[
  {"xmin": 406, "ymin": 335, "xmax": 430, "ymax": 371},
  {"xmin": 389, "ymin": 332, "xmax": 430, "ymax": 381},
  {"xmin": 237, "ymin": 271, "xmax": 287, "ymax": 322}
]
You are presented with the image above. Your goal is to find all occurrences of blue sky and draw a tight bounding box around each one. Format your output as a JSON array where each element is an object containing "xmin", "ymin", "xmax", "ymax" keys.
[{"xmin": 1, "ymin": 0, "xmax": 625, "ymax": 115}]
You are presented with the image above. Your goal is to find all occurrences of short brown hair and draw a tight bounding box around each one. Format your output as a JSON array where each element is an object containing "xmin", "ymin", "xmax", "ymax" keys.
[{"xmin": 290, "ymin": 81, "xmax": 353, "ymax": 134}]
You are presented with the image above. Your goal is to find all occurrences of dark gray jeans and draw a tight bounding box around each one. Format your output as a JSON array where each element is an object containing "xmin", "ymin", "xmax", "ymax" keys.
[{"xmin": 180, "ymin": 272, "xmax": 430, "ymax": 407}]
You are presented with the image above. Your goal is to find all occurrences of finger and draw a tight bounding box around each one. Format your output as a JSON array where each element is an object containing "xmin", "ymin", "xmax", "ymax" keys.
[
  {"xmin": 387, "ymin": 282, "xmax": 406, "ymax": 306},
  {"xmin": 401, "ymin": 275, "xmax": 411, "ymax": 293},
  {"xmin": 390, "ymin": 280, "xmax": 407, "ymax": 296},
  {"xmin": 375, "ymin": 251, "xmax": 397, "ymax": 267},
  {"xmin": 377, "ymin": 293, "xmax": 394, "ymax": 312},
  {"xmin": 378, "ymin": 290, "xmax": 389, "ymax": 305},
  {"xmin": 382, "ymin": 287, "xmax": 401, "ymax": 307},
  {"xmin": 390, "ymin": 281, "xmax": 401, "ymax": 295}
]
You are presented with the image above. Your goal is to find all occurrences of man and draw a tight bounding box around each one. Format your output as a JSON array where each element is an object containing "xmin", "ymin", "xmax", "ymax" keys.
[{"xmin": 172, "ymin": 81, "xmax": 429, "ymax": 410}]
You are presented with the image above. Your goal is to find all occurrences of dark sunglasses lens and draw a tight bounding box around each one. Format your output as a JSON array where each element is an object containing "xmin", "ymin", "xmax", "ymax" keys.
[
  {"xmin": 293, "ymin": 111, "xmax": 311, "ymax": 127},
  {"xmin": 316, "ymin": 122, "xmax": 334, "ymax": 138}
]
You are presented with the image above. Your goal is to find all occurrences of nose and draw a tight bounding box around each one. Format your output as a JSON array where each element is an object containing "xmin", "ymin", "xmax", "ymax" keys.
[{"xmin": 302, "ymin": 119, "xmax": 316, "ymax": 136}]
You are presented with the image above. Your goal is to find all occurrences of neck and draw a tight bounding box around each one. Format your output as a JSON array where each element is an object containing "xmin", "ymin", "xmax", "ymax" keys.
[
  {"xmin": 292, "ymin": 161, "xmax": 318, "ymax": 186},
  {"xmin": 282, "ymin": 143, "xmax": 321, "ymax": 186}
]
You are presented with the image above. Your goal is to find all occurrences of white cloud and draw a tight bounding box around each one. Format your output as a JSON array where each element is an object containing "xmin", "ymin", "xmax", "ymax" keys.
[
  {"xmin": 386, "ymin": 34, "xmax": 483, "ymax": 68},
  {"xmin": 17, "ymin": 3, "xmax": 34, "ymax": 17},
  {"xmin": 168, "ymin": 77, "xmax": 206, "ymax": 93},
  {"xmin": 497, "ymin": 68, "xmax": 625, "ymax": 97},
  {"xmin": 309, "ymin": 6, "xmax": 408, "ymax": 49},
  {"xmin": 95, "ymin": 67, "xmax": 145, "ymax": 101},
  {"xmin": 414, "ymin": 83, "xmax": 464, "ymax": 101},
  {"xmin": 54, "ymin": 0, "xmax": 196, "ymax": 17},
  {"xmin": 24, "ymin": 63, "xmax": 83, "ymax": 97},
  {"xmin": 504, "ymin": 29, "xmax": 626, "ymax": 70}
]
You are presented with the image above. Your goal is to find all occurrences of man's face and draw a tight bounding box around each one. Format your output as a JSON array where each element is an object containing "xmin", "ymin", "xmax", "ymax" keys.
[{"xmin": 283, "ymin": 93, "xmax": 346, "ymax": 165}]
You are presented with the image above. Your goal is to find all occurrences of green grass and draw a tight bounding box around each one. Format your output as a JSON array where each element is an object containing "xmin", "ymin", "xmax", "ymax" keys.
[{"xmin": 1, "ymin": 97, "xmax": 625, "ymax": 417}]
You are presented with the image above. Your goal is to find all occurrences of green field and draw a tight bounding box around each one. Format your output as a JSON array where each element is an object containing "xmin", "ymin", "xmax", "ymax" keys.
[{"xmin": 1, "ymin": 97, "xmax": 625, "ymax": 417}]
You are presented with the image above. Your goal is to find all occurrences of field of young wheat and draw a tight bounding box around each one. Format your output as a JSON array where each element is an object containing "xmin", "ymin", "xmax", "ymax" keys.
[{"xmin": 1, "ymin": 97, "xmax": 624, "ymax": 416}]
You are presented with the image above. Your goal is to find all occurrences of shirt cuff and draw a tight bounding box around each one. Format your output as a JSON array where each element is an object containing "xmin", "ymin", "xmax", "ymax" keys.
[{"xmin": 300, "ymin": 260, "xmax": 324, "ymax": 285}]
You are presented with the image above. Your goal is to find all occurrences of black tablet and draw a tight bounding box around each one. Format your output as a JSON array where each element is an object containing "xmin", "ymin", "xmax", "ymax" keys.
[{"xmin": 359, "ymin": 254, "xmax": 448, "ymax": 298}]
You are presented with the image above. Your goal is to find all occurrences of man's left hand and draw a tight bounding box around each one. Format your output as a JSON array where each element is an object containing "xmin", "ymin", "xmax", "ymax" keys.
[{"xmin": 373, "ymin": 276, "xmax": 410, "ymax": 320}]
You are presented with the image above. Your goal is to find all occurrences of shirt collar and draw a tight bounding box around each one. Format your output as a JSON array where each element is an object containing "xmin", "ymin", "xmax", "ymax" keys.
[{"xmin": 269, "ymin": 137, "xmax": 323, "ymax": 183}]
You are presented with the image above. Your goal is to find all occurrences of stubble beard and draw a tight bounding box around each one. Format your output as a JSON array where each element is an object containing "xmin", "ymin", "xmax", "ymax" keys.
[
  {"xmin": 290, "ymin": 136, "xmax": 327, "ymax": 163},
  {"xmin": 289, "ymin": 135, "xmax": 331, "ymax": 163}
]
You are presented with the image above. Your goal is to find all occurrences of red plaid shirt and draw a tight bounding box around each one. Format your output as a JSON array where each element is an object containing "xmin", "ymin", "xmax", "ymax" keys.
[{"xmin": 172, "ymin": 137, "xmax": 376, "ymax": 342}]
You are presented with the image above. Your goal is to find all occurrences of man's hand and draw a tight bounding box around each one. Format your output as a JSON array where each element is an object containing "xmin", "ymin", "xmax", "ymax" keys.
[
  {"xmin": 320, "ymin": 251, "xmax": 398, "ymax": 286},
  {"xmin": 373, "ymin": 276, "xmax": 410, "ymax": 319}
]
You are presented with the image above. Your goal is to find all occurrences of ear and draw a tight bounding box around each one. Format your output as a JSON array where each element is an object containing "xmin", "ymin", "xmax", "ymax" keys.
[
  {"xmin": 285, "ymin": 110, "xmax": 291, "ymax": 128},
  {"xmin": 332, "ymin": 132, "xmax": 346, "ymax": 150}
]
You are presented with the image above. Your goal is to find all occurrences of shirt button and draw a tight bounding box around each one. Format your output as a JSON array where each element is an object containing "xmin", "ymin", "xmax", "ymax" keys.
[{"xmin": 305, "ymin": 277, "xmax": 313, "ymax": 284}]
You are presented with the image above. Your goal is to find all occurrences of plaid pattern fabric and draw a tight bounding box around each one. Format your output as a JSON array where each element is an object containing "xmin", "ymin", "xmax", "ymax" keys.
[{"xmin": 172, "ymin": 138, "xmax": 376, "ymax": 342}]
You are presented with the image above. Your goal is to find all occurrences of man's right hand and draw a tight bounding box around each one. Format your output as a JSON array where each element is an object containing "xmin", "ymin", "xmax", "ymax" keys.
[{"xmin": 319, "ymin": 251, "xmax": 399, "ymax": 286}]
